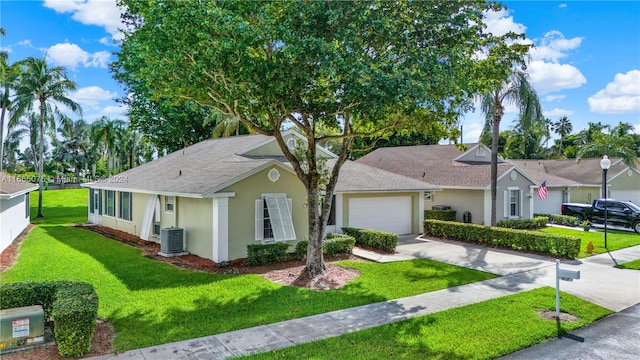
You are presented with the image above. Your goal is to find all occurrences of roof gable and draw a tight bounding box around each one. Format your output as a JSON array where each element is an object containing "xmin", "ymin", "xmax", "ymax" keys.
[
  {"xmin": 453, "ymin": 143, "xmax": 505, "ymax": 164},
  {"xmin": 237, "ymin": 131, "xmax": 337, "ymax": 159}
]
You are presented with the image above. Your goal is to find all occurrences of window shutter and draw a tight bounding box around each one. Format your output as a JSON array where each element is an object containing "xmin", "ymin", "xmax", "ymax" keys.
[
  {"xmin": 89, "ymin": 189, "xmax": 94, "ymax": 214},
  {"xmin": 503, "ymin": 190, "xmax": 509, "ymax": 218},
  {"xmin": 99, "ymin": 190, "xmax": 103, "ymax": 215},
  {"xmin": 255, "ymin": 199, "xmax": 263, "ymax": 241},
  {"xmin": 519, "ymin": 190, "xmax": 524, "ymax": 217}
]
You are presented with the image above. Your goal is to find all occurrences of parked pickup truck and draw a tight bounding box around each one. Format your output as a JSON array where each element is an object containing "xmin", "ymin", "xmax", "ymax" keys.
[{"xmin": 561, "ymin": 199, "xmax": 640, "ymax": 233}]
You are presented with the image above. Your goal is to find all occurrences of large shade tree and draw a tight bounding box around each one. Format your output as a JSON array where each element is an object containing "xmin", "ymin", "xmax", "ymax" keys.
[
  {"xmin": 115, "ymin": 0, "xmax": 529, "ymax": 276},
  {"xmin": 12, "ymin": 57, "xmax": 82, "ymax": 218},
  {"xmin": 480, "ymin": 69, "xmax": 540, "ymax": 226}
]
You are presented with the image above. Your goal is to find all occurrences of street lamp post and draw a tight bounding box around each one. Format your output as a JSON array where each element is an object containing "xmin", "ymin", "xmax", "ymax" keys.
[{"xmin": 600, "ymin": 155, "xmax": 611, "ymax": 249}]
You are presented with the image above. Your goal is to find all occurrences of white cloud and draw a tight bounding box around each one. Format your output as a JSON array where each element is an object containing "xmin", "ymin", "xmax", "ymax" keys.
[
  {"xmin": 463, "ymin": 121, "xmax": 484, "ymax": 144},
  {"xmin": 69, "ymin": 86, "xmax": 117, "ymax": 110},
  {"xmin": 544, "ymin": 108, "xmax": 574, "ymax": 117},
  {"xmin": 544, "ymin": 95, "xmax": 566, "ymax": 102},
  {"xmin": 46, "ymin": 43, "xmax": 111, "ymax": 70},
  {"xmin": 634, "ymin": 123, "xmax": 640, "ymax": 135},
  {"xmin": 588, "ymin": 70, "xmax": 640, "ymax": 114},
  {"xmin": 483, "ymin": 9, "xmax": 527, "ymax": 37},
  {"xmin": 529, "ymin": 31, "xmax": 583, "ymax": 62},
  {"xmin": 101, "ymin": 104, "xmax": 127, "ymax": 117},
  {"xmin": 43, "ymin": 0, "xmax": 125, "ymax": 40},
  {"xmin": 559, "ymin": 4, "xmax": 568, "ymax": 9},
  {"xmin": 528, "ymin": 60, "xmax": 586, "ymax": 94}
]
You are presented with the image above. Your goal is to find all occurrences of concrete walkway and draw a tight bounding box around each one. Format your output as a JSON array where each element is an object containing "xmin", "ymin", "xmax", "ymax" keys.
[{"xmin": 91, "ymin": 235, "xmax": 640, "ymax": 360}]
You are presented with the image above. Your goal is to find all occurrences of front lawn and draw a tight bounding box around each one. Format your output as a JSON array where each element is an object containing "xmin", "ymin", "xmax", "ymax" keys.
[
  {"xmin": 242, "ymin": 287, "xmax": 612, "ymax": 360},
  {"xmin": 539, "ymin": 226, "xmax": 640, "ymax": 258},
  {"xmin": 3, "ymin": 188, "xmax": 497, "ymax": 351},
  {"xmin": 615, "ymin": 258, "xmax": 640, "ymax": 270}
]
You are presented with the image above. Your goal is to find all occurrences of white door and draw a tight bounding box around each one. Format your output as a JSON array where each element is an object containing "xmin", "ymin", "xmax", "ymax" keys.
[
  {"xmin": 93, "ymin": 190, "xmax": 102, "ymax": 225},
  {"xmin": 610, "ymin": 190, "xmax": 640, "ymax": 205},
  {"xmin": 348, "ymin": 196, "xmax": 412, "ymax": 234}
]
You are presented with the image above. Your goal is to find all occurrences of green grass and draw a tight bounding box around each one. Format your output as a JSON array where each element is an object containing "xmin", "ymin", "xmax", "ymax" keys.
[
  {"xmin": 242, "ymin": 287, "xmax": 612, "ymax": 360},
  {"xmin": 30, "ymin": 188, "xmax": 88, "ymax": 225},
  {"xmin": 539, "ymin": 226, "xmax": 640, "ymax": 258},
  {"xmin": 3, "ymin": 188, "xmax": 497, "ymax": 351},
  {"xmin": 615, "ymin": 258, "xmax": 640, "ymax": 270}
]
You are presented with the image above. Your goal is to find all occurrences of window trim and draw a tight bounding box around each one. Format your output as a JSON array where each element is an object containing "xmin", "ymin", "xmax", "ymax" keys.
[
  {"xmin": 165, "ymin": 196, "xmax": 175, "ymax": 213},
  {"xmin": 505, "ymin": 187, "xmax": 522, "ymax": 219},
  {"xmin": 118, "ymin": 191, "xmax": 133, "ymax": 221},
  {"xmin": 25, "ymin": 193, "xmax": 30, "ymax": 218}
]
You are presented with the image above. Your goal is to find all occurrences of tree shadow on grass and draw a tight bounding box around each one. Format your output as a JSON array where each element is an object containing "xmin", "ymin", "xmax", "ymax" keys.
[{"xmin": 42, "ymin": 225, "xmax": 233, "ymax": 290}]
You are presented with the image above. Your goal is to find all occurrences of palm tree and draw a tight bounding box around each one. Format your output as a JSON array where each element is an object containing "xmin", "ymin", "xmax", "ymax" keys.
[
  {"xmin": 12, "ymin": 57, "xmax": 82, "ymax": 218},
  {"xmin": 552, "ymin": 116, "xmax": 572, "ymax": 156},
  {"xmin": 57, "ymin": 118, "xmax": 91, "ymax": 180},
  {"xmin": 0, "ymin": 28, "xmax": 23, "ymax": 173},
  {"xmin": 91, "ymin": 117, "xmax": 126, "ymax": 176},
  {"xmin": 480, "ymin": 68, "xmax": 541, "ymax": 226}
]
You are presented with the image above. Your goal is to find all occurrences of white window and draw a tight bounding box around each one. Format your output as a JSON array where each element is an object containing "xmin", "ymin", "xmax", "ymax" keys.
[
  {"xmin": 119, "ymin": 192, "xmax": 132, "ymax": 221},
  {"xmin": 165, "ymin": 196, "xmax": 174, "ymax": 212},
  {"xmin": 504, "ymin": 188, "xmax": 522, "ymax": 219},
  {"xmin": 106, "ymin": 190, "xmax": 116, "ymax": 217},
  {"xmin": 255, "ymin": 194, "xmax": 295, "ymax": 242}
]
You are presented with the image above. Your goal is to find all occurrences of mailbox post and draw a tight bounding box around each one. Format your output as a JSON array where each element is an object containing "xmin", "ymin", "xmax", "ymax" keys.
[{"xmin": 555, "ymin": 259, "xmax": 580, "ymax": 319}]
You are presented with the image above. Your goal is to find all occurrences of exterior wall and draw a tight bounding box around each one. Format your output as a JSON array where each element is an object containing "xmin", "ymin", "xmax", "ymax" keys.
[
  {"xmin": 569, "ymin": 186, "xmax": 600, "ymax": 204},
  {"xmin": 175, "ymin": 197, "xmax": 213, "ymax": 260},
  {"xmin": 427, "ymin": 189, "xmax": 485, "ymax": 224},
  {"xmin": 341, "ymin": 192, "xmax": 422, "ymax": 233},
  {"xmin": 222, "ymin": 166, "xmax": 308, "ymax": 261},
  {"xmin": 496, "ymin": 170, "xmax": 534, "ymax": 221},
  {"xmin": 0, "ymin": 194, "xmax": 30, "ymax": 253},
  {"xmin": 610, "ymin": 169, "xmax": 640, "ymax": 203},
  {"xmin": 455, "ymin": 145, "xmax": 491, "ymax": 163},
  {"xmin": 99, "ymin": 191, "xmax": 146, "ymax": 237}
]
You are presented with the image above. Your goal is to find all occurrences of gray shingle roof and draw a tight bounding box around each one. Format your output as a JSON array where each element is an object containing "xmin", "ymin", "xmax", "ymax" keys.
[
  {"xmin": 508, "ymin": 160, "xmax": 581, "ymax": 187},
  {"xmin": 511, "ymin": 158, "xmax": 632, "ymax": 186},
  {"xmin": 1, "ymin": 172, "xmax": 39, "ymax": 197},
  {"xmin": 85, "ymin": 134, "xmax": 433, "ymax": 195},
  {"xmin": 357, "ymin": 144, "xmax": 514, "ymax": 188}
]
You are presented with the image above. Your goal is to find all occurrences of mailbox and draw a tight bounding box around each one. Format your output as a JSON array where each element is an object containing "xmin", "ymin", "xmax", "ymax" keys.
[
  {"xmin": 0, "ymin": 305, "xmax": 45, "ymax": 352},
  {"xmin": 558, "ymin": 268, "xmax": 580, "ymax": 282}
]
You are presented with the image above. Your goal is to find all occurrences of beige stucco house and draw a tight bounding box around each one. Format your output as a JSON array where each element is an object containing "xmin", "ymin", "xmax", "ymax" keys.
[
  {"xmin": 1, "ymin": 172, "xmax": 38, "ymax": 253},
  {"xmin": 82, "ymin": 132, "xmax": 437, "ymax": 262},
  {"xmin": 357, "ymin": 143, "xmax": 538, "ymax": 225}
]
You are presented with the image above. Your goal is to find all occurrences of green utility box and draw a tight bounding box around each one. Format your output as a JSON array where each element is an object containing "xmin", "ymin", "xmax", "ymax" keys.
[{"xmin": 0, "ymin": 305, "xmax": 45, "ymax": 352}]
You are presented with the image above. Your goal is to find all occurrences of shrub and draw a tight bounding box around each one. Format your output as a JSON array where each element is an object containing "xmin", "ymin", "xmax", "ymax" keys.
[
  {"xmin": 294, "ymin": 234, "xmax": 356, "ymax": 260},
  {"xmin": 423, "ymin": 219, "xmax": 581, "ymax": 258},
  {"xmin": 0, "ymin": 281, "xmax": 98, "ymax": 357},
  {"xmin": 550, "ymin": 214, "xmax": 580, "ymax": 226},
  {"xmin": 342, "ymin": 227, "xmax": 398, "ymax": 253},
  {"xmin": 424, "ymin": 209, "xmax": 457, "ymax": 221},
  {"xmin": 246, "ymin": 242, "xmax": 290, "ymax": 265},
  {"xmin": 497, "ymin": 216, "xmax": 548, "ymax": 230}
]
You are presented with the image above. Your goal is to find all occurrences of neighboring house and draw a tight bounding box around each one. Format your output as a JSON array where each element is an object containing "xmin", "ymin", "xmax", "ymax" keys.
[
  {"xmin": 512, "ymin": 158, "xmax": 640, "ymax": 207},
  {"xmin": 357, "ymin": 143, "xmax": 537, "ymax": 225},
  {"xmin": 1, "ymin": 172, "xmax": 38, "ymax": 253},
  {"xmin": 82, "ymin": 132, "xmax": 437, "ymax": 262}
]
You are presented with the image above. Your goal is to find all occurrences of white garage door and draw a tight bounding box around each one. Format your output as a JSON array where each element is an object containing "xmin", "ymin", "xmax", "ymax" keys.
[
  {"xmin": 610, "ymin": 190, "xmax": 640, "ymax": 205},
  {"xmin": 348, "ymin": 196, "xmax": 412, "ymax": 235}
]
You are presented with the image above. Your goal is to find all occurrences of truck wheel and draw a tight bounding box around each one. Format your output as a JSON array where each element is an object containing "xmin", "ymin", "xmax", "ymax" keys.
[
  {"xmin": 575, "ymin": 214, "xmax": 584, "ymax": 223},
  {"xmin": 634, "ymin": 222, "xmax": 640, "ymax": 234}
]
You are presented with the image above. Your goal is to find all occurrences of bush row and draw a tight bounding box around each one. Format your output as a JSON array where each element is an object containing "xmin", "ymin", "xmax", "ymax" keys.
[
  {"xmin": 342, "ymin": 227, "xmax": 398, "ymax": 253},
  {"xmin": 497, "ymin": 216, "xmax": 548, "ymax": 229},
  {"xmin": 534, "ymin": 213, "xmax": 581, "ymax": 226},
  {"xmin": 294, "ymin": 234, "xmax": 356, "ymax": 260},
  {"xmin": 424, "ymin": 209, "xmax": 457, "ymax": 221},
  {"xmin": 423, "ymin": 220, "xmax": 581, "ymax": 258},
  {"xmin": 0, "ymin": 281, "xmax": 98, "ymax": 357}
]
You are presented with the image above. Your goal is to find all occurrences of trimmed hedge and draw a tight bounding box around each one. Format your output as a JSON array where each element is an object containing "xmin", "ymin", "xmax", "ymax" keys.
[
  {"xmin": 0, "ymin": 281, "xmax": 98, "ymax": 357},
  {"xmin": 295, "ymin": 234, "xmax": 356, "ymax": 260},
  {"xmin": 247, "ymin": 242, "xmax": 290, "ymax": 265},
  {"xmin": 424, "ymin": 209, "xmax": 457, "ymax": 221},
  {"xmin": 534, "ymin": 214, "xmax": 580, "ymax": 226},
  {"xmin": 423, "ymin": 219, "xmax": 581, "ymax": 259},
  {"xmin": 342, "ymin": 227, "xmax": 398, "ymax": 253},
  {"xmin": 497, "ymin": 216, "xmax": 548, "ymax": 230}
]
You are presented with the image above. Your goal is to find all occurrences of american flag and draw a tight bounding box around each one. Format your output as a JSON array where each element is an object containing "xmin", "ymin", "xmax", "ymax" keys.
[{"xmin": 537, "ymin": 181, "xmax": 548, "ymax": 201}]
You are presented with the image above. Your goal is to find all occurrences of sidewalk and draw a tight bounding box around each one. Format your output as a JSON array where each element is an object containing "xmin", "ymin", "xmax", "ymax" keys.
[{"xmin": 90, "ymin": 236, "xmax": 640, "ymax": 359}]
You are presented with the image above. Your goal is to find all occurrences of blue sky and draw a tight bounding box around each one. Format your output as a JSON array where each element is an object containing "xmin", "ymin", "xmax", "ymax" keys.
[{"xmin": 2, "ymin": 0, "xmax": 639, "ymax": 144}]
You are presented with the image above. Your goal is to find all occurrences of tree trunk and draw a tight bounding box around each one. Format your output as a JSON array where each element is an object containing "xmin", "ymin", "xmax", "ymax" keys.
[
  {"xmin": 490, "ymin": 112, "xmax": 501, "ymax": 227},
  {"xmin": 0, "ymin": 104, "xmax": 5, "ymax": 174},
  {"xmin": 37, "ymin": 104, "xmax": 45, "ymax": 219},
  {"xmin": 305, "ymin": 187, "xmax": 326, "ymax": 277}
]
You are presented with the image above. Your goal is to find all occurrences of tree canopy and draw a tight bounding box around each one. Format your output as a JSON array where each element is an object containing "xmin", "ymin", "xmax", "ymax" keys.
[{"xmin": 115, "ymin": 0, "xmax": 529, "ymax": 276}]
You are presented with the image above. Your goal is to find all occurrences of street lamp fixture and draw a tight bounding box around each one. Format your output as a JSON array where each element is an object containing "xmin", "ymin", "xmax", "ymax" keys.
[{"xmin": 600, "ymin": 155, "xmax": 611, "ymax": 249}]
